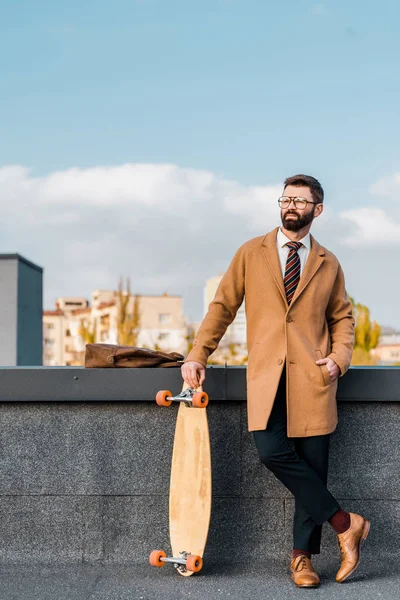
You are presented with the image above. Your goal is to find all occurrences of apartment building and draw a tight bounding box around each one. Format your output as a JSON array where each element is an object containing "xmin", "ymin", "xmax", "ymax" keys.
[
  {"xmin": 371, "ymin": 333, "xmax": 400, "ymax": 365},
  {"xmin": 43, "ymin": 291, "xmax": 188, "ymax": 366},
  {"xmin": 205, "ymin": 275, "xmax": 246, "ymax": 345},
  {"xmin": 43, "ymin": 297, "xmax": 89, "ymax": 365},
  {"xmin": 204, "ymin": 275, "xmax": 247, "ymax": 363}
]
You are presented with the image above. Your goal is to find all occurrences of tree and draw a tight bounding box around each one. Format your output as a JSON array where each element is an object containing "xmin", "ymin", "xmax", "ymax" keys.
[
  {"xmin": 72, "ymin": 318, "xmax": 97, "ymax": 365},
  {"xmin": 185, "ymin": 324, "xmax": 196, "ymax": 356},
  {"xmin": 79, "ymin": 318, "xmax": 97, "ymax": 344},
  {"xmin": 349, "ymin": 297, "xmax": 381, "ymax": 365},
  {"xmin": 117, "ymin": 277, "xmax": 141, "ymax": 346}
]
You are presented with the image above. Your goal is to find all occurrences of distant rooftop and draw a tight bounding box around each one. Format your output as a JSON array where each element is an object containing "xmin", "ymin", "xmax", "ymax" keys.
[
  {"xmin": 0, "ymin": 253, "xmax": 43, "ymax": 272},
  {"xmin": 378, "ymin": 334, "xmax": 400, "ymax": 346},
  {"xmin": 380, "ymin": 326, "xmax": 400, "ymax": 336}
]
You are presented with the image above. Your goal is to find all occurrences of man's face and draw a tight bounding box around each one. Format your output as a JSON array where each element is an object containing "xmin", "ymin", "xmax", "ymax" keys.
[{"xmin": 280, "ymin": 185, "xmax": 323, "ymax": 231}]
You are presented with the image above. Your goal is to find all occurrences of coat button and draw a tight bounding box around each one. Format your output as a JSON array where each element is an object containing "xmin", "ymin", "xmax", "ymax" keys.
[{"xmin": 278, "ymin": 358, "xmax": 283, "ymax": 365}]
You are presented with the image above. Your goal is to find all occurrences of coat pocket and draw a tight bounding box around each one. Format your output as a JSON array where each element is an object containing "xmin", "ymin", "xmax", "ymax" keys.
[{"xmin": 314, "ymin": 350, "xmax": 331, "ymax": 387}]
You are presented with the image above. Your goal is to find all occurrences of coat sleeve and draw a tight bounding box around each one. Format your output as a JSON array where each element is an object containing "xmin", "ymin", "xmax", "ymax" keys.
[
  {"xmin": 184, "ymin": 245, "xmax": 246, "ymax": 366},
  {"xmin": 326, "ymin": 264, "xmax": 355, "ymax": 376}
]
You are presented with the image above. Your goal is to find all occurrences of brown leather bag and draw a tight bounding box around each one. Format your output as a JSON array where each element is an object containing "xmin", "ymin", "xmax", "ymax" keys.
[{"xmin": 85, "ymin": 344, "xmax": 184, "ymax": 368}]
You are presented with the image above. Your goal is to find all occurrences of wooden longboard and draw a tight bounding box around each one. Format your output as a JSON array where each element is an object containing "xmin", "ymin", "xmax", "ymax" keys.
[
  {"xmin": 150, "ymin": 382, "xmax": 211, "ymax": 576},
  {"xmin": 169, "ymin": 383, "xmax": 212, "ymax": 576}
]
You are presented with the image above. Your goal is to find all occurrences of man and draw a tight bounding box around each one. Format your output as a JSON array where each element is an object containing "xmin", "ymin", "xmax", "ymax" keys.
[{"xmin": 182, "ymin": 174, "xmax": 370, "ymax": 587}]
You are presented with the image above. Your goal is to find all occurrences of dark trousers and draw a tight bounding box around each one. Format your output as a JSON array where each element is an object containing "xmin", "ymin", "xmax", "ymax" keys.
[{"xmin": 253, "ymin": 367, "xmax": 341, "ymax": 554}]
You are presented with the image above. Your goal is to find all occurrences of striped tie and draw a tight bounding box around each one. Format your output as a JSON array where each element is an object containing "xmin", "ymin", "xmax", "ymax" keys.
[{"xmin": 284, "ymin": 241, "xmax": 303, "ymax": 304}]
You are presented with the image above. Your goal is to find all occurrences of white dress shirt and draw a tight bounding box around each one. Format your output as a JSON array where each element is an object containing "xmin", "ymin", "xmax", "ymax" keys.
[{"xmin": 276, "ymin": 227, "xmax": 311, "ymax": 278}]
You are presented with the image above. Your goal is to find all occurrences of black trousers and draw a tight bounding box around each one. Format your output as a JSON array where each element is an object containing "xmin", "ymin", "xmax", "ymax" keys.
[{"xmin": 253, "ymin": 366, "xmax": 341, "ymax": 554}]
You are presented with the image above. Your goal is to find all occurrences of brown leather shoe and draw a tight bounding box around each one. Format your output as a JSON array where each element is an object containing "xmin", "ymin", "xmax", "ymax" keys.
[
  {"xmin": 290, "ymin": 555, "xmax": 320, "ymax": 588},
  {"xmin": 336, "ymin": 512, "xmax": 371, "ymax": 582}
]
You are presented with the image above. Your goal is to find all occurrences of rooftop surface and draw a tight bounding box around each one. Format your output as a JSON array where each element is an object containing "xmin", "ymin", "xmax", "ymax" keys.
[{"xmin": 0, "ymin": 554, "xmax": 397, "ymax": 600}]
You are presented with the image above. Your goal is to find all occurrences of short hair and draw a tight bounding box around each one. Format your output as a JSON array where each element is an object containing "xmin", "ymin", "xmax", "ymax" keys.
[{"xmin": 283, "ymin": 174, "xmax": 324, "ymax": 204}]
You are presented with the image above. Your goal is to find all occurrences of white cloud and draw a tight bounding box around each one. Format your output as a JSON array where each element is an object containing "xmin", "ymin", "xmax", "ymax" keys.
[
  {"xmin": 339, "ymin": 208, "xmax": 400, "ymax": 246},
  {"xmin": 0, "ymin": 162, "xmax": 282, "ymax": 222},
  {"xmin": 369, "ymin": 172, "xmax": 400, "ymax": 197},
  {"xmin": 0, "ymin": 162, "xmax": 399, "ymax": 328},
  {"xmin": 221, "ymin": 182, "xmax": 282, "ymax": 230},
  {"xmin": 0, "ymin": 163, "xmax": 282, "ymax": 313}
]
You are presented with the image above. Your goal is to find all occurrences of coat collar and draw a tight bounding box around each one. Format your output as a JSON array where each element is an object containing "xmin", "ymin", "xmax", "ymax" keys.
[{"xmin": 261, "ymin": 227, "xmax": 325, "ymax": 309}]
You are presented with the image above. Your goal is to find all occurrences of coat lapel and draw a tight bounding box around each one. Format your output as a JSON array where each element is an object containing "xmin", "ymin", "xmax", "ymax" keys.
[
  {"xmin": 290, "ymin": 234, "xmax": 325, "ymax": 308},
  {"xmin": 261, "ymin": 228, "xmax": 325, "ymax": 309},
  {"xmin": 261, "ymin": 227, "xmax": 287, "ymax": 306}
]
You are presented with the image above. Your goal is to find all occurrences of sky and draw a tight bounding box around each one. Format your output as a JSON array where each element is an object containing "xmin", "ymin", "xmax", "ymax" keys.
[{"xmin": 1, "ymin": 0, "xmax": 400, "ymax": 329}]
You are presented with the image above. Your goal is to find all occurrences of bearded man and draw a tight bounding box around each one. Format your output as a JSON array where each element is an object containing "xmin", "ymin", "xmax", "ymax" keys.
[{"xmin": 182, "ymin": 174, "xmax": 370, "ymax": 587}]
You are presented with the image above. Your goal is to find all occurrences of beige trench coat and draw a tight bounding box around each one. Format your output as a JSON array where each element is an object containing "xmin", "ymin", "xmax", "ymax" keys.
[{"xmin": 185, "ymin": 227, "xmax": 355, "ymax": 436}]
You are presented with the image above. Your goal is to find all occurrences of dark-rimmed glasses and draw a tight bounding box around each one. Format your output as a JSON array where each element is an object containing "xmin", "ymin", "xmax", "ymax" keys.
[{"xmin": 278, "ymin": 196, "xmax": 319, "ymax": 210}]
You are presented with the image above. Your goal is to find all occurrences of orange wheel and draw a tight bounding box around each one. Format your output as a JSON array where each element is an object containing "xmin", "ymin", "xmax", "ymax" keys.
[
  {"xmin": 186, "ymin": 554, "xmax": 203, "ymax": 573},
  {"xmin": 192, "ymin": 391, "xmax": 209, "ymax": 408},
  {"xmin": 156, "ymin": 390, "xmax": 172, "ymax": 407},
  {"xmin": 149, "ymin": 550, "xmax": 167, "ymax": 567}
]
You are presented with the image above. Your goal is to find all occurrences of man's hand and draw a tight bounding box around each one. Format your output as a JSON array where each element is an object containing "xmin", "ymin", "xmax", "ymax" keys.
[
  {"xmin": 315, "ymin": 357, "xmax": 340, "ymax": 384},
  {"xmin": 181, "ymin": 361, "xmax": 206, "ymax": 390}
]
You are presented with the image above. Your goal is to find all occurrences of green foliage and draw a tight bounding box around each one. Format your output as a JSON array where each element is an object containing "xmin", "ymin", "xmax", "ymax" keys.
[
  {"xmin": 79, "ymin": 318, "xmax": 97, "ymax": 344},
  {"xmin": 349, "ymin": 296, "xmax": 381, "ymax": 366},
  {"xmin": 349, "ymin": 297, "xmax": 381, "ymax": 352},
  {"xmin": 228, "ymin": 343, "xmax": 238, "ymax": 357},
  {"xmin": 117, "ymin": 277, "xmax": 141, "ymax": 346},
  {"xmin": 351, "ymin": 347, "xmax": 379, "ymax": 366}
]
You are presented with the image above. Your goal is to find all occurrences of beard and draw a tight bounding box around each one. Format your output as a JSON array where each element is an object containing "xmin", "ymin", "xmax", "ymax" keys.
[{"xmin": 281, "ymin": 207, "xmax": 315, "ymax": 231}]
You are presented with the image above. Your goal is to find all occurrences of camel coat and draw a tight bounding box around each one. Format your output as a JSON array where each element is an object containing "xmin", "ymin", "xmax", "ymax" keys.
[{"xmin": 185, "ymin": 227, "xmax": 355, "ymax": 436}]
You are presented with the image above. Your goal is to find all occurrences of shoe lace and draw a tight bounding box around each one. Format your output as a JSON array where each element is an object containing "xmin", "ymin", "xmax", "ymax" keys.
[
  {"xmin": 294, "ymin": 555, "xmax": 308, "ymax": 571},
  {"xmin": 337, "ymin": 536, "xmax": 345, "ymax": 559}
]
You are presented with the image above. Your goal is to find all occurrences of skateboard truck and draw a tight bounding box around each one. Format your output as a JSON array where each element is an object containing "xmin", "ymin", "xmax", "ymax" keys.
[
  {"xmin": 149, "ymin": 550, "xmax": 203, "ymax": 573},
  {"xmin": 156, "ymin": 388, "xmax": 209, "ymax": 408}
]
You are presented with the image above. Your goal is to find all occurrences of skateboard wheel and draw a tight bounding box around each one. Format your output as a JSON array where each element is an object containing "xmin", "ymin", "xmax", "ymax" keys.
[
  {"xmin": 186, "ymin": 554, "xmax": 203, "ymax": 573},
  {"xmin": 149, "ymin": 550, "xmax": 167, "ymax": 567},
  {"xmin": 156, "ymin": 390, "xmax": 172, "ymax": 407},
  {"xmin": 192, "ymin": 391, "xmax": 209, "ymax": 408}
]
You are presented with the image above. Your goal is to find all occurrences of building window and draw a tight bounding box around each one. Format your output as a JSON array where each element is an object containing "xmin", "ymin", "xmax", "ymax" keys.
[
  {"xmin": 159, "ymin": 313, "xmax": 171, "ymax": 324},
  {"xmin": 66, "ymin": 329, "xmax": 71, "ymax": 337},
  {"xmin": 46, "ymin": 323, "xmax": 55, "ymax": 330},
  {"xmin": 65, "ymin": 301, "xmax": 84, "ymax": 306},
  {"xmin": 159, "ymin": 333, "xmax": 170, "ymax": 341}
]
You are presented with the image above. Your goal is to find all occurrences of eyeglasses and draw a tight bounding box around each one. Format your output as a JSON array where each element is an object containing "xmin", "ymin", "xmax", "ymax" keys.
[{"xmin": 278, "ymin": 196, "xmax": 319, "ymax": 210}]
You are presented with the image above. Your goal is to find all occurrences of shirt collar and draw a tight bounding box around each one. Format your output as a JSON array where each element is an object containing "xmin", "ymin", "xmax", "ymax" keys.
[{"xmin": 277, "ymin": 227, "xmax": 311, "ymax": 250}]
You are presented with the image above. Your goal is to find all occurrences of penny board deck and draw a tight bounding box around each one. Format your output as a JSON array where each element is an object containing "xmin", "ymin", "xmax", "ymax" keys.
[{"xmin": 169, "ymin": 383, "xmax": 212, "ymax": 576}]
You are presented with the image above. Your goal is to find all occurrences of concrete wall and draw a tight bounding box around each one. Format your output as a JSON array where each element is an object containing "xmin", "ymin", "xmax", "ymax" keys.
[{"xmin": 0, "ymin": 366, "xmax": 398, "ymax": 565}]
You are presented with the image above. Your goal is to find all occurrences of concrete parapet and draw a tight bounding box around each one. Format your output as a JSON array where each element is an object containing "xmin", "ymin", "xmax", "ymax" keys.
[{"xmin": 0, "ymin": 366, "xmax": 398, "ymax": 564}]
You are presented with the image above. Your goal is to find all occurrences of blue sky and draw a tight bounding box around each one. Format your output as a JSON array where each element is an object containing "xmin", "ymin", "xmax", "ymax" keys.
[{"xmin": 1, "ymin": 0, "xmax": 400, "ymax": 328}]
